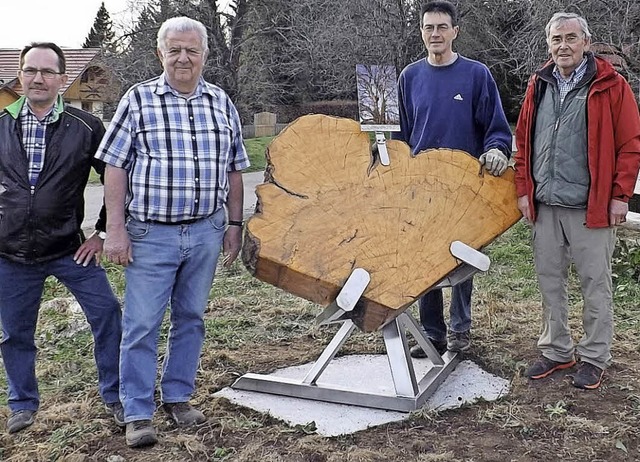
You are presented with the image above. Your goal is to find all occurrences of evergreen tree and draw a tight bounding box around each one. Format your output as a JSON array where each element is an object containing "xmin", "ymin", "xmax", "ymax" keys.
[{"xmin": 83, "ymin": 2, "xmax": 116, "ymax": 52}]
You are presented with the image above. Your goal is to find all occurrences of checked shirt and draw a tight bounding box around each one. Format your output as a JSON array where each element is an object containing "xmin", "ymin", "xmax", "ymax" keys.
[
  {"xmin": 20, "ymin": 100, "xmax": 60, "ymax": 186},
  {"xmin": 552, "ymin": 56, "xmax": 588, "ymax": 106},
  {"xmin": 95, "ymin": 74, "xmax": 249, "ymax": 223}
]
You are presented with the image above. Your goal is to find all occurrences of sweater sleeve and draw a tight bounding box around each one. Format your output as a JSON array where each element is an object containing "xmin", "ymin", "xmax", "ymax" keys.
[{"xmin": 475, "ymin": 67, "xmax": 512, "ymax": 158}]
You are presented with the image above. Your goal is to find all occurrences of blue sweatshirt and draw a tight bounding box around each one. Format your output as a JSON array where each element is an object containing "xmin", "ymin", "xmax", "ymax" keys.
[{"xmin": 392, "ymin": 55, "xmax": 512, "ymax": 159}]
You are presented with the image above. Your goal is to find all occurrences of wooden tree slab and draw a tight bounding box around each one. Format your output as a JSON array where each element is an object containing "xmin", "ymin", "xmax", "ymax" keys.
[{"xmin": 242, "ymin": 114, "xmax": 521, "ymax": 332}]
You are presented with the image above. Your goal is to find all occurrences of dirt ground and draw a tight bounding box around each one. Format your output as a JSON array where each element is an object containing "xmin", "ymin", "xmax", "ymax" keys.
[
  {"xmin": 3, "ymin": 315, "xmax": 638, "ymax": 462},
  {"xmin": 1, "ymin": 224, "xmax": 640, "ymax": 461}
]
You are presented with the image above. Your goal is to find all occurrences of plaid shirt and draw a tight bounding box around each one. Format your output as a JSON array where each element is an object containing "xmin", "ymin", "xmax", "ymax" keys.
[
  {"xmin": 553, "ymin": 56, "xmax": 588, "ymax": 105},
  {"xmin": 96, "ymin": 74, "xmax": 250, "ymax": 223},
  {"xmin": 20, "ymin": 101, "xmax": 59, "ymax": 186}
]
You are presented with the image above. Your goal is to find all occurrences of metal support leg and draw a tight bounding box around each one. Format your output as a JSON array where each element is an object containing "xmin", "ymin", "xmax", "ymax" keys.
[
  {"xmin": 398, "ymin": 312, "xmax": 444, "ymax": 366},
  {"xmin": 383, "ymin": 318, "xmax": 418, "ymax": 397},
  {"xmin": 303, "ymin": 320, "xmax": 356, "ymax": 384}
]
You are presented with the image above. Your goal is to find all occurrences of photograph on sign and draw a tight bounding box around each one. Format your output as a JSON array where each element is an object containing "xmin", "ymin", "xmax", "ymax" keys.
[{"xmin": 355, "ymin": 64, "xmax": 400, "ymax": 132}]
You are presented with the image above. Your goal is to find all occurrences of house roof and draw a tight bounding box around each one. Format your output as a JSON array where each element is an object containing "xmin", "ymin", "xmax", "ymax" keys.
[{"xmin": 0, "ymin": 48, "xmax": 101, "ymax": 95}]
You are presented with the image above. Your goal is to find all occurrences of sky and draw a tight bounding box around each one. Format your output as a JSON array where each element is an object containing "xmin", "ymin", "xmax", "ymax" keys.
[
  {"xmin": 0, "ymin": 0, "xmax": 141, "ymax": 49},
  {"xmin": 1, "ymin": 0, "xmax": 233, "ymax": 50}
]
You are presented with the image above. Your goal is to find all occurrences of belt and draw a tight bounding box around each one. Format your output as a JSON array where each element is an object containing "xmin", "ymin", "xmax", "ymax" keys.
[{"xmin": 149, "ymin": 217, "xmax": 202, "ymax": 225}]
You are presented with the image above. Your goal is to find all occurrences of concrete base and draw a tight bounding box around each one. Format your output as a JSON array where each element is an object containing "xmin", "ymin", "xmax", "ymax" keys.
[{"xmin": 215, "ymin": 355, "xmax": 509, "ymax": 436}]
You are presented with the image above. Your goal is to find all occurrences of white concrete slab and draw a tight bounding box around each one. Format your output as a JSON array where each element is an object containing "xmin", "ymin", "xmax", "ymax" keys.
[{"xmin": 215, "ymin": 355, "xmax": 509, "ymax": 437}]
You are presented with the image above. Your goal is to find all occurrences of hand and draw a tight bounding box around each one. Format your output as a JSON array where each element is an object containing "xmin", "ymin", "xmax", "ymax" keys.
[
  {"xmin": 222, "ymin": 225, "xmax": 242, "ymax": 268},
  {"xmin": 479, "ymin": 148, "xmax": 508, "ymax": 176},
  {"xmin": 517, "ymin": 195, "xmax": 533, "ymax": 223},
  {"xmin": 74, "ymin": 232, "xmax": 104, "ymax": 267},
  {"xmin": 104, "ymin": 227, "xmax": 133, "ymax": 267},
  {"xmin": 609, "ymin": 198, "xmax": 628, "ymax": 226}
]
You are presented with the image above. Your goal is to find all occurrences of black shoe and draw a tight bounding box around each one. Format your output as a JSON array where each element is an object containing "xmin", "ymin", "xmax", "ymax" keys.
[
  {"xmin": 7, "ymin": 410, "xmax": 36, "ymax": 434},
  {"xmin": 526, "ymin": 356, "xmax": 576, "ymax": 379},
  {"xmin": 572, "ymin": 362, "xmax": 604, "ymax": 390},
  {"xmin": 106, "ymin": 401, "xmax": 126, "ymax": 428},
  {"xmin": 125, "ymin": 420, "xmax": 158, "ymax": 448},
  {"xmin": 162, "ymin": 402, "xmax": 206, "ymax": 426},
  {"xmin": 447, "ymin": 331, "xmax": 471, "ymax": 352},
  {"xmin": 410, "ymin": 339, "xmax": 447, "ymax": 358}
]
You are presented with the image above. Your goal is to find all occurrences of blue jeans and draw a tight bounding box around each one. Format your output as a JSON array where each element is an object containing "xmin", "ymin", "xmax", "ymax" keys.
[
  {"xmin": 120, "ymin": 209, "xmax": 225, "ymax": 422},
  {"xmin": 418, "ymin": 277, "xmax": 473, "ymax": 342},
  {"xmin": 0, "ymin": 255, "xmax": 121, "ymax": 412}
]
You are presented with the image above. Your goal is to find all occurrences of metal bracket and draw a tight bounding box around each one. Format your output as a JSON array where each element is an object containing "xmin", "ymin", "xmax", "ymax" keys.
[
  {"xmin": 434, "ymin": 241, "xmax": 490, "ymax": 288},
  {"xmin": 315, "ymin": 268, "xmax": 370, "ymax": 326},
  {"xmin": 375, "ymin": 131, "xmax": 390, "ymax": 166}
]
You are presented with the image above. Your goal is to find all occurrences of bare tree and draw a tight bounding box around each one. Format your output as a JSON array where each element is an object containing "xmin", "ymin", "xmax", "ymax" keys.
[{"xmin": 356, "ymin": 64, "xmax": 400, "ymax": 125}]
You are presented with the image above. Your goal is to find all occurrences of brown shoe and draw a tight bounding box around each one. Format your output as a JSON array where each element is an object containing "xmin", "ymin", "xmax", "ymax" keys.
[
  {"xmin": 410, "ymin": 339, "xmax": 447, "ymax": 358},
  {"xmin": 105, "ymin": 402, "xmax": 125, "ymax": 428},
  {"xmin": 7, "ymin": 410, "xmax": 36, "ymax": 434},
  {"xmin": 572, "ymin": 362, "xmax": 604, "ymax": 390},
  {"xmin": 447, "ymin": 331, "xmax": 471, "ymax": 352},
  {"xmin": 125, "ymin": 420, "xmax": 157, "ymax": 448},
  {"xmin": 162, "ymin": 402, "xmax": 206, "ymax": 426},
  {"xmin": 526, "ymin": 356, "xmax": 576, "ymax": 379}
]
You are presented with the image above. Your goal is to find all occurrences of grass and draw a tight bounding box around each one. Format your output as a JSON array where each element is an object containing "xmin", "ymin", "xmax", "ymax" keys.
[
  {"xmin": 1, "ymin": 221, "xmax": 640, "ymax": 460},
  {"xmin": 244, "ymin": 136, "xmax": 272, "ymax": 172}
]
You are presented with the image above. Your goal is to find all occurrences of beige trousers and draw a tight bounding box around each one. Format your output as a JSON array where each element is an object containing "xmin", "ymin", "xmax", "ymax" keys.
[{"xmin": 532, "ymin": 204, "xmax": 615, "ymax": 370}]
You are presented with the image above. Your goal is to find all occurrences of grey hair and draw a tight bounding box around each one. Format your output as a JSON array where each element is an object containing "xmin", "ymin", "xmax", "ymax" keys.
[
  {"xmin": 545, "ymin": 12, "xmax": 592, "ymax": 40},
  {"xmin": 157, "ymin": 17, "xmax": 208, "ymax": 52}
]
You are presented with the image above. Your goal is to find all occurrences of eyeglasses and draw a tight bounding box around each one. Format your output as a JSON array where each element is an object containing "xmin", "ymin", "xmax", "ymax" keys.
[
  {"xmin": 20, "ymin": 68, "xmax": 63, "ymax": 79},
  {"xmin": 421, "ymin": 24, "xmax": 452, "ymax": 34},
  {"xmin": 549, "ymin": 34, "xmax": 584, "ymax": 45}
]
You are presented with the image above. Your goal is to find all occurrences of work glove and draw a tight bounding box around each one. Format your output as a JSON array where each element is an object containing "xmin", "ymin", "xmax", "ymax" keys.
[{"xmin": 479, "ymin": 148, "xmax": 508, "ymax": 176}]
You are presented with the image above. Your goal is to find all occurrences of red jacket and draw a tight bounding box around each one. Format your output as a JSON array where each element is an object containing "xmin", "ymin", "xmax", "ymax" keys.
[{"xmin": 514, "ymin": 56, "xmax": 640, "ymax": 228}]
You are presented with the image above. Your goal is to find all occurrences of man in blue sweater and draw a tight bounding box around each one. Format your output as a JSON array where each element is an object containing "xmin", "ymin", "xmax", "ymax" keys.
[{"xmin": 393, "ymin": 1, "xmax": 512, "ymax": 357}]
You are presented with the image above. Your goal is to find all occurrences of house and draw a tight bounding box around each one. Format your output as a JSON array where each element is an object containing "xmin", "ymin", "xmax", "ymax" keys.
[{"xmin": 0, "ymin": 48, "xmax": 116, "ymax": 120}]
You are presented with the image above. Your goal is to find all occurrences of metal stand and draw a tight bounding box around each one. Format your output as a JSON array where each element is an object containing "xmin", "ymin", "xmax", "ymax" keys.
[
  {"xmin": 231, "ymin": 241, "xmax": 489, "ymax": 412},
  {"xmin": 375, "ymin": 131, "xmax": 390, "ymax": 165}
]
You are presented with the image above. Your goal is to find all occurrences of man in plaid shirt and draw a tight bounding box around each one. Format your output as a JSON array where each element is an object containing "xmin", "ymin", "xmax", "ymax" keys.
[{"xmin": 95, "ymin": 17, "xmax": 250, "ymax": 447}]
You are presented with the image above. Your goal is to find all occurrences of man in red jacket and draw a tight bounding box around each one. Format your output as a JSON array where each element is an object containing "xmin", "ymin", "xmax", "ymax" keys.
[{"xmin": 514, "ymin": 12, "xmax": 640, "ymax": 389}]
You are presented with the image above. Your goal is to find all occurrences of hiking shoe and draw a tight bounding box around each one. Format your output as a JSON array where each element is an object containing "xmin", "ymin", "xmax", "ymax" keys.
[
  {"xmin": 410, "ymin": 339, "xmax": 447, "ymax": 358},
  {"xmin": 106, "ymin": 402, "xmax": 126, "ymax": 428},
  {"xmin": 526, "ymin": 356, "xmax": 576, "ymax": 379},
  {"xmin": 7, "ymin": 410, "xmax": 36, "ymax": 434},
  {"xmin": 572, "ymin": 362, "xmax": 604, "ymax": 390},
  {"xmin": 162, "ymin": 402, "xmax": 206, "ymax": 426},
  {"xmin": 125, "ymin": 420, "xmax": 157, "ymax": 447},
  {"xmin": 447, "ymin": 331, "xmax": 471, "ymax": 352}
]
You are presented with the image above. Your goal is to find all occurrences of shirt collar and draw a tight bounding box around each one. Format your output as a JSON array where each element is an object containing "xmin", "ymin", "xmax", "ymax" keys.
[
  {"xmin": 8, "ymin": 95, "xmax": 63, "ymax": 121},
  {"xmin": 552, "ymin": 55, "xmax": 588, "ymax": 83},
  {"xmin": 154, "ymin": 73, "xmax": 218, "ymax": 99}
]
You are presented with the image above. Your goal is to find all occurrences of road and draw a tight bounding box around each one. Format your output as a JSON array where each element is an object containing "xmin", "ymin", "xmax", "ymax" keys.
[{"xmin": 81, "ymin": 171, "xmax": 265, "ymax": 232}]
